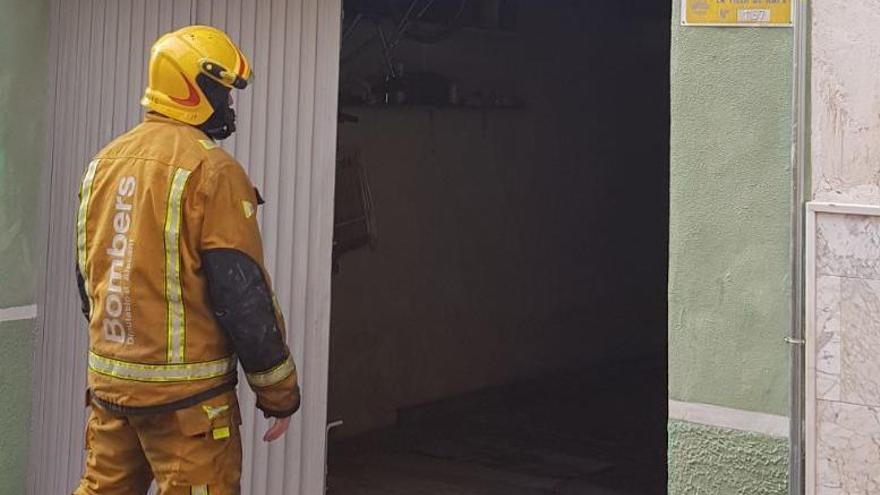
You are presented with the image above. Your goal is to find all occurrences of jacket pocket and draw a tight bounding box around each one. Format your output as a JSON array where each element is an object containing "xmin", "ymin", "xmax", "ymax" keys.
[
  {"xmin": 175, "ymin": 398, "xmax": 242, "ymax": 438},
  {"xmin": 169, "ymin": 394, "xmax": 243, "ymax": 487}
]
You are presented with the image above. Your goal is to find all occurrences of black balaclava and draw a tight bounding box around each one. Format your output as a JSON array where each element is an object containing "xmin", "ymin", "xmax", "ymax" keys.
[{"xmin": 196, "ymin": 73, "xmax": 236, "ymax": 140}]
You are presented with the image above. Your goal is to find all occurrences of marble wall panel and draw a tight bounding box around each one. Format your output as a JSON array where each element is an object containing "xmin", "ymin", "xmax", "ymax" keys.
[
  {"xmin": 816, "ymin": 400, "xmax": 880, "ymax": 494},
  {"xmin": 816, "ymin": 213, "xmax": 880, "ymax": 280},
  {"xmin": 840, "ymin": 278, "xmax": 880, "ymax": 407},
  {"xmin": 813, "ymin": 212, "xmax": 880, "ymax": 494},
  {"xmin": 815, "ymin": 275, "xmax": 841, "ymax": 402}
]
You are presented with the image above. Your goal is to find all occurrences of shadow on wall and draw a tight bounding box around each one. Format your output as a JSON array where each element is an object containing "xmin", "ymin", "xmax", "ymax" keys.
[{"xmin": 329, "ymin": 0, "xmax": 670, "ymax": 436}]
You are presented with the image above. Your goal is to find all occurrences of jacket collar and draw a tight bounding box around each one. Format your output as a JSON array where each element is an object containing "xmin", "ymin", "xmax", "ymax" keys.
[
  {"xmin": 144, "ymin": 111, "xmax": 198, "ymax": 129},
  {"xmin": 144, "ymin": 111, "xmax": 190, "ymax": 127},
  {"xmin": 144, "ymin": 112, "xmax": 213, "ymax": 141}
]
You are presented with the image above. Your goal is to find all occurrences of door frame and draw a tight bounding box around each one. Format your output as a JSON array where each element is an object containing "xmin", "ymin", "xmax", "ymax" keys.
[
  {"xmin": 297, "ymin": 0, "xmax": 342, "ymax": 492},
  {"xmin": 788, "ymin": 1, "xmax": 809, "ymax": 494}
]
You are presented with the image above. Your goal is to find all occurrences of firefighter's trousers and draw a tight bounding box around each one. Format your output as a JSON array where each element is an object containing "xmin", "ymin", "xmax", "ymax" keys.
[{"xmin": 73, "ymin": 390, "xmax": 242, "ymax": 495}]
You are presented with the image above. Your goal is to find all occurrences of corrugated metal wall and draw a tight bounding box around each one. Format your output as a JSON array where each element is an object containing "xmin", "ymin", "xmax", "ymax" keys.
[{"xmin": 29, "ymin": 1, "xmax": 340, "ymax": 493}]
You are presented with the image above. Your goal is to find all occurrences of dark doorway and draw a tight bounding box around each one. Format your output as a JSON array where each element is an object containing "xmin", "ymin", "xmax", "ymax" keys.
[{"xmin": 328, "ymin": 1, "xmax": 670, "ymax": 493}]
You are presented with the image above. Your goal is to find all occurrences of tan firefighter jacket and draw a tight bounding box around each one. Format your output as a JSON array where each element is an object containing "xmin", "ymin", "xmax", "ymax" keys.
[{"xmin": 75, "ymin": 112, "xmax": 300, "ymax": 417}]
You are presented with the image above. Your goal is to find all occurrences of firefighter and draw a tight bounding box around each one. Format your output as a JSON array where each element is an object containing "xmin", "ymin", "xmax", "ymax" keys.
[{"xmin": 73, "ymin": 25, "xmax": 300, "ymax": 495}]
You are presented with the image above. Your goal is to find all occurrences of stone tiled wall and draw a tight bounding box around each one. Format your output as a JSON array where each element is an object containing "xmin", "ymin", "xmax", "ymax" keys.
[
  {"xmin": 812, "ymin": 1, "xmax": 880, "ymax": 205},
  {"xmin": 810, "ymin": 0, "xmax": 880, "ymax": 492},
  {"xmin": 811, "ymin": 211, "xmax": 880, "ymax": 493}
]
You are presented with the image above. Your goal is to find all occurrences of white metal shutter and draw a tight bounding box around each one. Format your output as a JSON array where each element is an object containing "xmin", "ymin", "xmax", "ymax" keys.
[{"xmin": 29, "ymin": 1, "xmax": 339, "ymax": 493}]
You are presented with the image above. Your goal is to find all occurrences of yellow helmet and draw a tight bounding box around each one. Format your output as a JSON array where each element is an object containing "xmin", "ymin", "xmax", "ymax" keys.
[{"xmin": 141, "ymin": 25, "xmax": 252, "ymax": 127}]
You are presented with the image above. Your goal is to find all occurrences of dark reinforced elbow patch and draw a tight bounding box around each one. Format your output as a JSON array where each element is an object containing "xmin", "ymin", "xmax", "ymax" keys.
[
  {"xmin": 202, "ymin": 248, "xmax": 288, "ymax": 375},
  {"xmin": 76, "ymin": 264, "xmax": 91, "ymax": 321}
]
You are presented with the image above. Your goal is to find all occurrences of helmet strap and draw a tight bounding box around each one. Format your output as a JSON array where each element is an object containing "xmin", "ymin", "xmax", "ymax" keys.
[{"xmin": 196, "ymin": 74, "xmax": 236, "ymax": 141}]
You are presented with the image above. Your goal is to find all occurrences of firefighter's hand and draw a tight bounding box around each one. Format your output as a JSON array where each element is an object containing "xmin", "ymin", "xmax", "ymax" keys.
[{"xmin": 263, "ymin": 416, "xmax": 291, "ymax": 442}]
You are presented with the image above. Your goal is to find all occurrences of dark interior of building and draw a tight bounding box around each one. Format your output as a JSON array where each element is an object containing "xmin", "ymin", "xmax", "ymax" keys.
[{"xmin": 327, "ymin": 1, "xmax": 670, "ymax": 493}]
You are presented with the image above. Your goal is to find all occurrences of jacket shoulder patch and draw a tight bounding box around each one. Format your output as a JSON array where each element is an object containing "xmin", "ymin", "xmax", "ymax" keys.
[{"xmin": 199, "ymin": 139, "xmax": 219, "ymax": 150}]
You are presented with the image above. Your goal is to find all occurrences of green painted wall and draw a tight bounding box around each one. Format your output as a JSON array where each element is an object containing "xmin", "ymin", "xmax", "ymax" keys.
[
  {"xmin": 668, "ymin": 3, "xmax": 794, "ymax": 494},
  {"xmin": 0, "ymin": 319, "xmax": 36, "ymax": 494},
  {"xmin": 0, "ymin": 0, "xmax": 49, "ymax": 308},
  {"xmin": 668, "ymin": 421, "xmax": 788, "ymax": 495},
  {"xmin": 0, "ymin": 0, "xmax": 49, "ymax": 492},
  {"xmin": 668, "ymin": 6, "xmax": 793, "ymax": 416}
]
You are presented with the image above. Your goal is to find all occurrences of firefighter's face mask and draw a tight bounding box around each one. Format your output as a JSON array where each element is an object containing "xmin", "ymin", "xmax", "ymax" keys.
[{"xmin": 197, "ymin": 74, "xmax": 237, "ymax": 141}]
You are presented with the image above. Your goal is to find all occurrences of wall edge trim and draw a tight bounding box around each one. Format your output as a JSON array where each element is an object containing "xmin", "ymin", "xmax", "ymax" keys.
[
  {"xmin": 0, "ymin": 305, "xmax": 38, "ymax": 323},
  {"xmin": 669, "ymin": 399, "xmax": 790, "ymax": 438},
  {"xmin": 808, "ymin": 201, "xmax": 880, "ymax": 217}
]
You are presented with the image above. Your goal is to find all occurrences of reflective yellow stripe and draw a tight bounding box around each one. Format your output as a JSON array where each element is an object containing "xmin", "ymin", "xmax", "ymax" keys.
[
  {"xmin": 198, "ymin": 139, "xmax": 218, "ymax": 150},
  {"xmin": 88, "ymin": 351, "xmax": 236, "ymax": 382},
  {"xmin": 76, "ymin": 159, "xmax": 100, "ymax": 316},
  {"xmin": 191, "ymin": 485, "xmax": 209, "ymax": 495},
  {"xmin": 212, "ymin": 426, "xmax": 231, "ymax": 440},
  {"xmin": 164, "ymin": 168, "xmax": 191, "ymax": 363},
  {"xmin": 246, "ymin": 355, "xmax": 295, "ymax": 388}
]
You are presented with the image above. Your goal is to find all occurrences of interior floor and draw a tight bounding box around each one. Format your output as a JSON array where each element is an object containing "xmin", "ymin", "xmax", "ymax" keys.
[{"xmin": 327, "ymin": 358, "xmax": 666, "ymax": 495}]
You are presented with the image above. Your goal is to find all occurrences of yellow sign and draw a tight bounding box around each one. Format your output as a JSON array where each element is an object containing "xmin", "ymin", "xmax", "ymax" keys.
[{"xmin": 682, "ymin": 0, "xmax": 793, "ymax": 27}]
